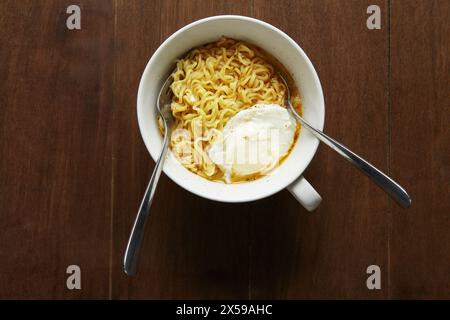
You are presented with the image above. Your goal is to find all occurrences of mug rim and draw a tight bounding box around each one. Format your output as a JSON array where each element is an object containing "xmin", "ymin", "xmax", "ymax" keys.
[{"xmin": 137, "ymin": 15, "xmax": 325, "ymax": 203}]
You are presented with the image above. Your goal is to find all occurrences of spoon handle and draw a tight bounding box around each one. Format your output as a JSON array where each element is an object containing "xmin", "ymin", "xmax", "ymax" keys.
[
  {"xmin": 123, "ymin": 126, "xmax": 171, "ymax": 276},
  {"xmin": 291, "ymin": 112, "xmax": 411, "ymax": 208}
]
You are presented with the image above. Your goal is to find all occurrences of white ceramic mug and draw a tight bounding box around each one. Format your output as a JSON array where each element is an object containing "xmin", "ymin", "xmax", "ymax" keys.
[{"xmin": 137, "ymin": 15, "xmax": 325, "ymax": 211}]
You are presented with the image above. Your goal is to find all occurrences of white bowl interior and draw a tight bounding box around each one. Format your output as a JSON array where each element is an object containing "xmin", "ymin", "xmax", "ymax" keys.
[{"xmin": 137, "ymin": 16, "xmax": 324, "ymax": 202}]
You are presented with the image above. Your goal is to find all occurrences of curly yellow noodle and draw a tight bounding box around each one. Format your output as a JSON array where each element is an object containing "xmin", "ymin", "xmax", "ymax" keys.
[{"xmin": 167, "ymin": 37, "xmax": 298, "ymax": 182}]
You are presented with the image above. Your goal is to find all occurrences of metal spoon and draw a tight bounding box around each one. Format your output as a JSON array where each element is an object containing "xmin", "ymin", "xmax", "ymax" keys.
[
  {"xmin": 123, "ymin": 74, "xmax": 174, "ymax": 276},
  {"xmin": 278, "ymin": 73, "xmax": 411, "ymax": 208}
]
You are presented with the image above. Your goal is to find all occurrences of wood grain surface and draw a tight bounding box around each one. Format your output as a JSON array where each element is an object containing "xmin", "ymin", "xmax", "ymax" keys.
[
  {"xmin": 0, "ymin": 0, "xmax": 448, "ymax": 299},
  {"xmin": 0, "ymin": 0, "xmax": 114, "ymax": 299},
  {"xmin": 390, "ymin": 0, "xmax": 450, "ymax": 299}
]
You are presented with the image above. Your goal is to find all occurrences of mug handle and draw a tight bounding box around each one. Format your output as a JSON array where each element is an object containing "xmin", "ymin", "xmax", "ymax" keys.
[{"xmin": 287, "ymin": 176, "xmax": 322, "ymax": 211}]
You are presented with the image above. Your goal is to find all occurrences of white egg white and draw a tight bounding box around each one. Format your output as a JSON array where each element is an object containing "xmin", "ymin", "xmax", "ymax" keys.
[{"xmin": 208, "ymin": 103, "xmax": 297, "ymax": 182}]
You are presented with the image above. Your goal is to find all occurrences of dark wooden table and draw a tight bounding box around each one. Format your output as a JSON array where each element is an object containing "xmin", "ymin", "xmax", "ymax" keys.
[{"xmin": 0, "ymin": 0, "xmax": 449, "ymax": 299}]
